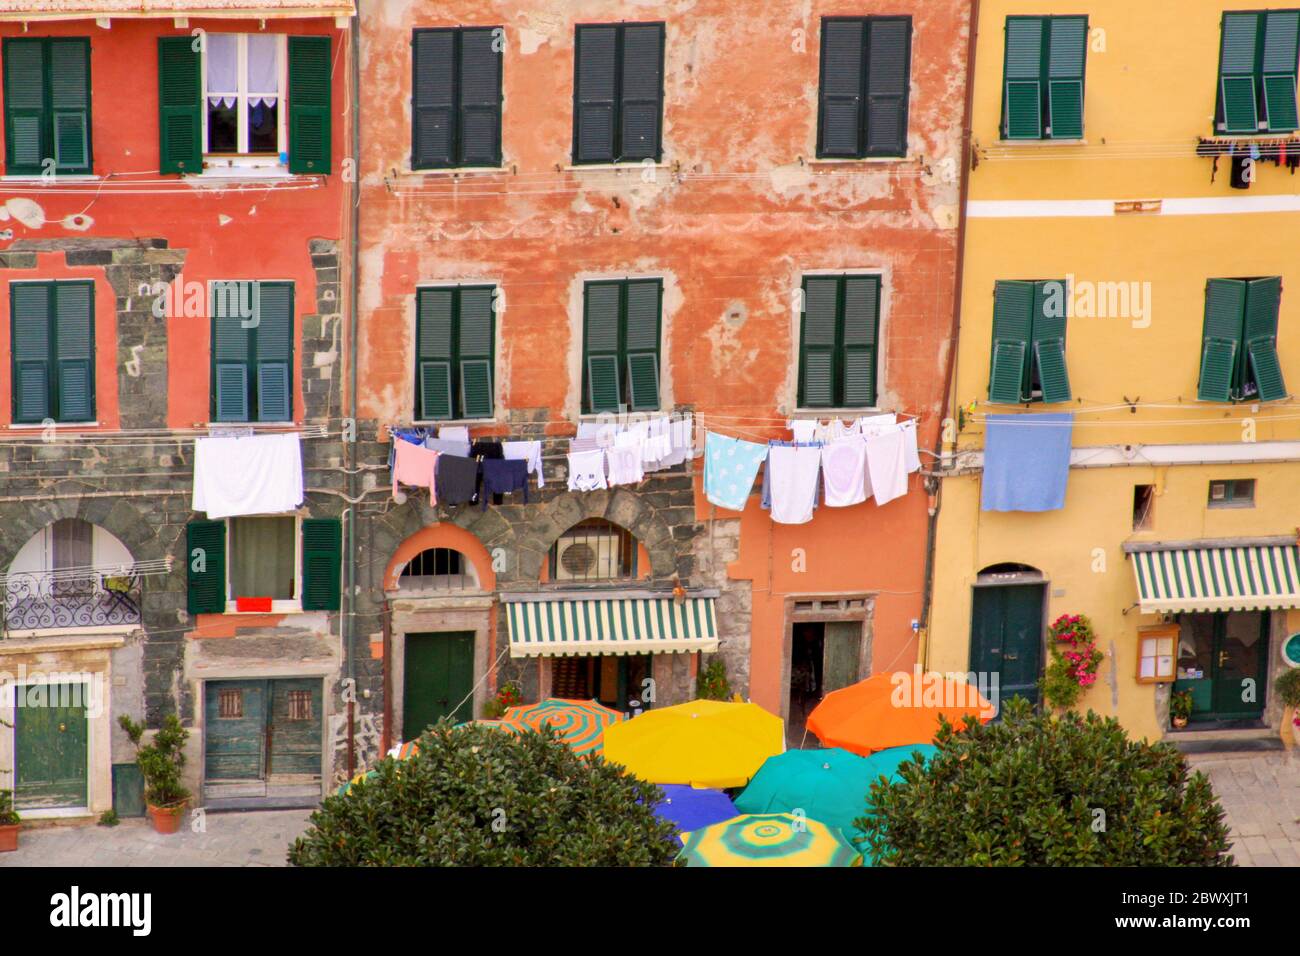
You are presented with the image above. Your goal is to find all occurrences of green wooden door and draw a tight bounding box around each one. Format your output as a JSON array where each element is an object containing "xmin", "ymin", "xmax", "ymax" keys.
[
  {"xmin": 204, "ymin": 680, "xmax": 268, "ymax": 781},
  {"xmin": 267, "ymin": 679, "xmax": 323, "ymax": 778},
  {"xmin": 1211, "ymin": 612, "xmax": 1269, "ymax": 719},
  {"xmin": 14, "ymin": 682, "xmax": 87, "ymax": 809},
  {"xmin": 822, "ymin": 621, "xmax": 863, "ymax": 695},
  {"xmin": 404, "ymin": 632, "xmax": 475, "ymax": 737},
  {"xmin": 970, "ymin": 584, "xmax": 1044, "ymax": 712}
]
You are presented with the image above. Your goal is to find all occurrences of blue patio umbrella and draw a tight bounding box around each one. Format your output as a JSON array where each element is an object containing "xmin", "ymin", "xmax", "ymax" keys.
[{"xmin": 653, "ymin": 785, "xmax": 740, "ymax": 834}]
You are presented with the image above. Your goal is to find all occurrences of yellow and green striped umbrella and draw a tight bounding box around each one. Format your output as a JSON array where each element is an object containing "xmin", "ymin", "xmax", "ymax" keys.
[
  {"xmin": 677, "ymin": 813, "xmax": 862, "ymax": 868},
  {"xmin": 500, "ymin": 698, "xmax": 624, "ymax": 756},
  {"xmin": 335, "ymin": 769, "xmax": 377, "ymax": 797}
]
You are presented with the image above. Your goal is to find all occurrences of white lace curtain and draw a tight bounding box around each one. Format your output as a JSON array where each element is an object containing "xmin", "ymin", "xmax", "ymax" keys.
[{"xmin": 207, "ymin": 34, "xmax": 279, "ymax": 109}]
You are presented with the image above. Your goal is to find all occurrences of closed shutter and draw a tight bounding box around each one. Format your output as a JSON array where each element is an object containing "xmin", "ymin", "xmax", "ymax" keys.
[
  {"xmin": 625, "ymin": 280, "xmax": 661, "ymax": 410},
  {"xmin": 4, "ymin": 39, "xmax": 46, "ymax": 174},
  {"xmin": 1046, "ymin": 17, "xmax": 1086, "ymax": 139},
  {"xmin": 300, "ymin": 518, "xmax": 341, "ymax": 612},
  {"xmin": 1220, "ymin": 13, "xmax": 1260, "ymax": 134},
  {"xmin": 1032, "ymin": 280, "xmax": 1072, "ymax": 404},
  {"xmin": 459, "ymin": 28, "xmax": 503, "ymax": 166},
  {"xmin": 988, "ymin": 281, "xmax": 1033, "ymax": 403},
  {"xmin": 620, "ymin": 24, "xmax": 663, "ymax": 161},
  {"xmin": 1243, "ymin": 277, "xmax": 1287, "ymax": 402},
  {"xmin": 799, "ymin": 277, "xmax": 839, "ymax": 408},
  {"xmin": 255, "ymin": 282, "xmax": 293, "ymax": 421},
  {"xmin": 288, "ymin": 36, "xmax": 331, "ymax": 174},
  {"xmin": 186, "ymin": 519, "xmax": 227, "ymax": 615},
  {"xmin": 416, "ymin": 288, "xmax": 454, "ymax": 420},
  {"xmin": 818, "ymin": 19, "xmax": 864, "ymax": 157},
  {"xmin": 864, "ymin": 18, "xmax": 911, "ymax": 157},
  {"xmin": 213, "ymin": 281, "xmax": 252, "ymax": 422},
  {"xmin": 54, "ymin": 282, "xmax": 94, "ymax": 422},
  {"xmin": 458, "ymin": 286, "xmax": 495, "ymax": 418},
  {"xmin": 158, "ymin": 36, "xmax": 201, "ymax": 174},
  {"xmin": 411, "ymin": 30, "xmax": 454, "ymax": 168},
  {"xmin": 11, "ymin": 283, "xmax": 51, "ymax": 423},
  {"xmin": 49, "ymin": 39, "xmax": 91, "ymax": 172},
  {"xmin": 584, "ymin": 282, "xmax": 622, "ymax": 412},
  {"xmin": 574, "ymin": 26, "xmax": 617, "ymax": 163},
  {"xmin": 841, "ymin": 276, "xmax": 879, "ymax": 406},
  {"xmin": 1004, "ymin": 18, "xmax": 1044, "ymax": 139},
  {"xmin": 1263, "ymin": 12, "xmax": 1300, "ymax": 131},
  {"xmin": 1198, "ymin": 278, "xmax": 1246, "ymax": 403}
]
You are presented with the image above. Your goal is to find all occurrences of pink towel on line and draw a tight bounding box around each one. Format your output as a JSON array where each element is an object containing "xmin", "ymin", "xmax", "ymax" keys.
[{"xmin": 393, "ymin": 441, "xmax": 440, "ymax": 502}]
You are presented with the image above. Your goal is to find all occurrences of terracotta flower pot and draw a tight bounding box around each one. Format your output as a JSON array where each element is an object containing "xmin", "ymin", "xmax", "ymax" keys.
[
  {"xmin": 147, "ymin": 803, "xmax": 186, "ymax": 835},
  {"xmin": 0, "ymin": 823, "xmax": 18, "ymax": 852},
  {"xmin": 1172, "ymin": 715, "xmax": 1189, "ymax": 729}
]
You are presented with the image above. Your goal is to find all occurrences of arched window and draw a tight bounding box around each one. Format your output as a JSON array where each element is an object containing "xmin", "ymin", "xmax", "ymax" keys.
[
  {"xmin": 548, "ymin": 519, "xmax": 637, "ymax": 583},
  {"xmin": 5, "ymin": 520, "xmax": 138, "ymax": 631},
  {"xmin": 398, "ymin": 547, "xmax": 479, "ymax": 591}
]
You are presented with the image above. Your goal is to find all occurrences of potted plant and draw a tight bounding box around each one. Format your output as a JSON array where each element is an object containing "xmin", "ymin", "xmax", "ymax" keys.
[
  {"xmin": 1275, "ymin": 668, "xmax": 1300, "ymax": 746},
  {"xmin": 0, "ymin": 789, "xmax": 20, "ymax": 852},
  {"xmin": 119, "ymin": 714, "xmax": 190, "ymax": 834},
  {"xmin": 482, "ymin": 681, "xmax": 524, "ymax": 720},
  {"xmin": 1040, "ymin": 614, "xmax": 1104, "ymax": 712},
  {"xmin": 1170, "ymin": 689, "xmax": 1194, "ymax": 729}
]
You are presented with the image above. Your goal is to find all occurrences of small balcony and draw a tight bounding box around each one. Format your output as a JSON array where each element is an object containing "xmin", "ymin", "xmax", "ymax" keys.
[{"xmin": 3, "ymin": 570, "xmax": 142, "ymax": 635}]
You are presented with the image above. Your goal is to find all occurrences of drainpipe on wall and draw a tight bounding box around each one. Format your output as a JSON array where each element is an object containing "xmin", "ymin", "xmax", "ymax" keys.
[
  {"xmin": 381, "ymin": 598, "xmax": 393, "ymax": 754},
  {"xmin": 921, "ymin": 0, "xmax": 980, "ymax": 671},
  {"xmin": 344, "ymin": 2, "xmax": 363, "ymax": 777}
]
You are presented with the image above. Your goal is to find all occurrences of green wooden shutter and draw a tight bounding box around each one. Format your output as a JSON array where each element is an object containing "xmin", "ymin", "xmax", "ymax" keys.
[
  {"xmin": 988, "ymin": 281, "xmax": 1033, "ymax": 403},
  {"xmin": 584, "ymin": 282, "xmax": 623, "ymax": 412},
  {"xmin": 864, "ymin": 18, "xmax": 911, "ymax": 157},
  {"xmin": 459, "ymin": 28, "xmax": 503, "ymax": 166},
  {"xmin": 1243, "ymin": 277, "xmax": 1287, "ymax": 402},
  {"xmin": 300, "ymin": 518, "xmax": 341, "ymax": 612},
  {"xmin": 158, "ymin": 36, "xmax": 201, "ymax": 175},
  {"xmin": 1004, "ymin": 17, "xmax": 1044, "ymax": 139},
  {"xmin": 49, "ymin": 39, "xmax": 91, "ymax": 173},
  {"xmin": 288, "ymin": 36, "xmax": 331, "ymax": 174},
  {"xmin": 1220, "ymin": 13, "xmax": 1261, "ymax": 134},
  {"xmin": 574, "ymin": 25, "xmax": 617, "ymax": 163},
  {"xmin": 213, "ymin": 281, "xmax": 252, "ymax": 421},
  {"xmin": 1046, "ymin": 17, "xmax": 1086, "ymax": 139},
  {"xmin": 620, "ymin": 24, "xmax": 663, "ymax": 162},
  {"xmin": 11, "ymin": 283, "xmax": 51, "ymax": 423},
  {"xmin": 187, "ymin": 519, "xmax": 227, "ymax": 615},
  {"xmin": 800, "ymin": 277, "xmax": 839, "ymax": 407},
  {"xmin": 1263, "ymin": 12, "xmax": 1300, "ymax": 131},
  {"xmin": 818, "ymin": 19, "xmax": 865, "ymax": 157},
  {"xmin": 458, "ymin": 286, "xmax": 495, "ymax": 418},
  {"xmin": 53, "ymin": 282, "xmax": 94, "ymax": 422},
  {"xmin": 1198, "ymin": 278, "xmax": 1247, "ymax": 403},
  {"xmin": 841, "ymin": 276, "xmax": 880, "ymax": 406},
  {"xmin": 416, "ymin": 288, "xmax": 454, "ymax": 420},
  {"xmin": 411, "ymin": 29, "xmax": 455, "ymax": 168},
  {"xmin": 4, "ymin": 39, "xmax": 47, "ymax": 175},
  {"xmin": 625, "ymin": 280, "xmax": 661, "ymax": 410},
  {"xmin": 1032, "ymin": 280, "xmax": 1072, "ymax": 404},
  {"xmin": 255, "ymin": 282, "xmax": 293, "ymax": 422}
]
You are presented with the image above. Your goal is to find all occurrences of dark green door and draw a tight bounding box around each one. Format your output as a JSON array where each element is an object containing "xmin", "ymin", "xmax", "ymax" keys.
[
  {"xmin": 970, "ymin": 584, "xmax": 1044, "ymax": 712},
  {"xmin": 205, "ymin": 680, "xmax": 268, "ymax": 781},
  {"xmin": 14, "ymin": 682, "xmax": 87, "ymax": 809},
  {"xmin": 268, "ymin": 679, "xmax": 323, "ymax": 777},
  {"xmin": 823, "ymin": 621, "xmax": 863, "ymax": 695},
  {"xmin": 404, "ymin": 631, "xmax": 475, "ymax": 737},
  {"xmin": 1212, "ymin": 612, "xmax": 1269, "ymax": 719}
]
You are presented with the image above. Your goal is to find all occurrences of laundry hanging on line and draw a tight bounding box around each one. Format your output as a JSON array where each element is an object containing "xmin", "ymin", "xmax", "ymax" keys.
[{"xmin": 192, "ymin": 431, "xmax": 304, "ymax": 519}]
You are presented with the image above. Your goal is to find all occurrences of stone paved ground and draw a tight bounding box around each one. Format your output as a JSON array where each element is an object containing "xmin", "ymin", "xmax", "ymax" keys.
[
  {"xmin": 0, "ymin": 809, "xmax": 312, "ymax": 867},
  {"xmin": 1188, "ymin": 750, "xmax": 1300, "ymax": 866}
]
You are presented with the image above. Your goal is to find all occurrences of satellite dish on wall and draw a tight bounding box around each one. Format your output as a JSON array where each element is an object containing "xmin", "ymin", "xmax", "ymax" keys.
[{"xmin": 1282, "ymin": 633, "xmax": 1300, "ymax": 669}]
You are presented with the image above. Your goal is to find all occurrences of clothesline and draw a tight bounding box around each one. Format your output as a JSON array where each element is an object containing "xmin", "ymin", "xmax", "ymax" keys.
[{"xmin": 0, "ymin": 558, "xmax": 173, "ymax": 587}]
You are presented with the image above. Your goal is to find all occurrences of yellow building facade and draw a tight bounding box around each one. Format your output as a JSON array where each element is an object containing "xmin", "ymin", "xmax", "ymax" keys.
[{"xmin": 930, "ymin": 0, "xmax": 1300, "ymax": 742}]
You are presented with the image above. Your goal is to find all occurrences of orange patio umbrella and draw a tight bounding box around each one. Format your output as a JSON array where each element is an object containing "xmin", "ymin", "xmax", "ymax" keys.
[{"xmin": 806, "ymin": 672, "xmax": 994, "ymax": 756}]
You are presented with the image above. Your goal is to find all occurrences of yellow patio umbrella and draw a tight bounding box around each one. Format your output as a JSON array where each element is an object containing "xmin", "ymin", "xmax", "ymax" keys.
[
  {"xmin": 601, "ymin": 700, "xmax": 784, "ymax": 788},
  {"xmin": 678, "ymin": 813, "xmax": 862, "ymax": 867}
]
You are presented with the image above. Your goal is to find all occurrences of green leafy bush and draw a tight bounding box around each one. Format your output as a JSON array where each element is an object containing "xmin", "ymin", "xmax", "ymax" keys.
[
  {"xmin": 696, "ymin": 657, "xmax": 731, "ymax": 702},
  {"xmin": 857, "ymin": 698, "xmax": 1233, "ymax": 866},
  {"xmin": 118, "ymin": 714, "xmax": 190, "ymax": 809},
  {"xmin": 0, "ymin": 790, "xmax": 19, "ymax": 826},
  {"xmin": 288, "ymin": 722, "xmax": 680, "ymax": 866},
  {"xmin": 98, "ymin": 809, "xmax": 120, "ymax": 828},
  {"xmin": 1276, "ymin": 667, "xmax": 1300, "ymax": 709}
]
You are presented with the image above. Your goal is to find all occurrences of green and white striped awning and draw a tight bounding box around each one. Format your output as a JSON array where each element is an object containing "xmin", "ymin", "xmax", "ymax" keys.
[
  {"xmin": 1131, "ymin": 545, "xmax": 1300, "ymax": 613},
  {"xmin": 505, "ymin": 594, "xmax": 719, "ymax": 658}
]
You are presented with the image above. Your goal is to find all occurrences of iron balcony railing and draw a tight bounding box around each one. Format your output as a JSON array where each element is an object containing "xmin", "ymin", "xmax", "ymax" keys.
[{"xmin": 3, "ymin": 569, "xmax": 142, "ymax": 634}]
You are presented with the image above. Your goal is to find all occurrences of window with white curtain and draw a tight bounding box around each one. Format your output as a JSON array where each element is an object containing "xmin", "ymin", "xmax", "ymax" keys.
[{"xmin": 204, "ymin": 33, "xmax": 285, "ymax": 159}]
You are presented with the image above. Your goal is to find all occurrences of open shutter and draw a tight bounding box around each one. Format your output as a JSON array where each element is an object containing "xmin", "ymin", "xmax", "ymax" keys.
[
  {"xmin": 1004, "ymin": 18, "xmax": 1044, "ymax": 139},
  {"xmin": 1263, "ymin": 12, "xmax": 1300, "ymax": 131},
  {"xmin": 4, "ymin": 39, "xmax": 47, "ymax": 175},
  {"xmin": 1198, "ymin": 278, "xmax": 1246, "ymax": 402},
  {"xmin": 1244, "ymin": 277, "xmax": 1287, "ymax": 402},
  {"xmin": 574, "ymin": 25, "xmax": 617, "ymax": 163},
  {"xmin": 1220, "ymin": 13, "xmax": 1261, "ymax": 134},
  {"xmin": 49, "ymin": 39, "xmax": 91, "ymax": 173},
  {"xmin": 187, "ymin": 519, "xmax": 227, "ymax": 615},
  {"xmin": 54, "ymin": 282, "xmax": 94, "ymax": 422},
  {"xmin": 416, "ymin": 288, "xmax": 454, "ymax": 420},
  {"xmin": 988, "ymin": 281, "xmax": 1033, "ymax": 403},
  {"xmin": 411, "ymin": 29, "xmax": 454, "ymax": 168},
  {"xmin": 300, "ymin": 518, "xmax": 341, "ymax": 612},
  {"xmin": 288, "ymin": 36, "xmax": 331, "ymax": 174},
  {"xmin": 800, "ymin": 277, "xmax": 839, "ymax": 407},
  {"xmin": 1032, "ymin": 280, "xmax": 1072, "ymax": 404},
  {"xmin": 620, "ymin": 23, "xmax": 663, "ymax": 162},
  {"xmin": 158, "ymin": 36, "xmax": 200, "ymax": 174},
  {"xmin": 458, "ymin": 286, "xmax": 495, "ymax": 418},
  {"xmin": 818, "ymin": 19, "xmax": 864, "ymax": 157},
  {"xmin": 1046, "ymin": 17, "xmax": 1086, "ymax": 139},
  {"xmin": 11, "ymin": 283, "xmax": 51, "ymax": 423},
  {"xmin": 459, "ymin": 28, "xmax": 503, "ymax": 166},
  {"xmin": 864, "ymin": 18, "xmax": 911, "ymax": 157},
  {"xmin": 625, "ymin": 280, "xmax": 661, "ymax": 410},
  {"xmin": 841, "ymin": 276, "xmax": 879, "ymax": 406},
  {"xmin": 213, "ymin": 281, "xmax": 252, "ymax": 422},
  {"xmin": 584, "ymin": 282, "xmax": 622, "ymax": 412},
  {"xmin": 255, "ymin": 282, "xmax": 293, "ymax": 422}
]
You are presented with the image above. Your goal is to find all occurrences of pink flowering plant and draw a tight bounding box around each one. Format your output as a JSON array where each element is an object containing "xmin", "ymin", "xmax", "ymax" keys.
[{"xmin": 1041, "ymin": 613, "xmax": 1104, "ymax": 711}]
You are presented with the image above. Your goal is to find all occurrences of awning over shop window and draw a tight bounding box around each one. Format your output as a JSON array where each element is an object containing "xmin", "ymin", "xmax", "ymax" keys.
[
  {"xmin": 1130, "ymin": 544, "xmax": 1300, "ymax": 614},
  {"xmin": 504, "ymin": 593, "xmax": 719, "ymax": 658}
]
